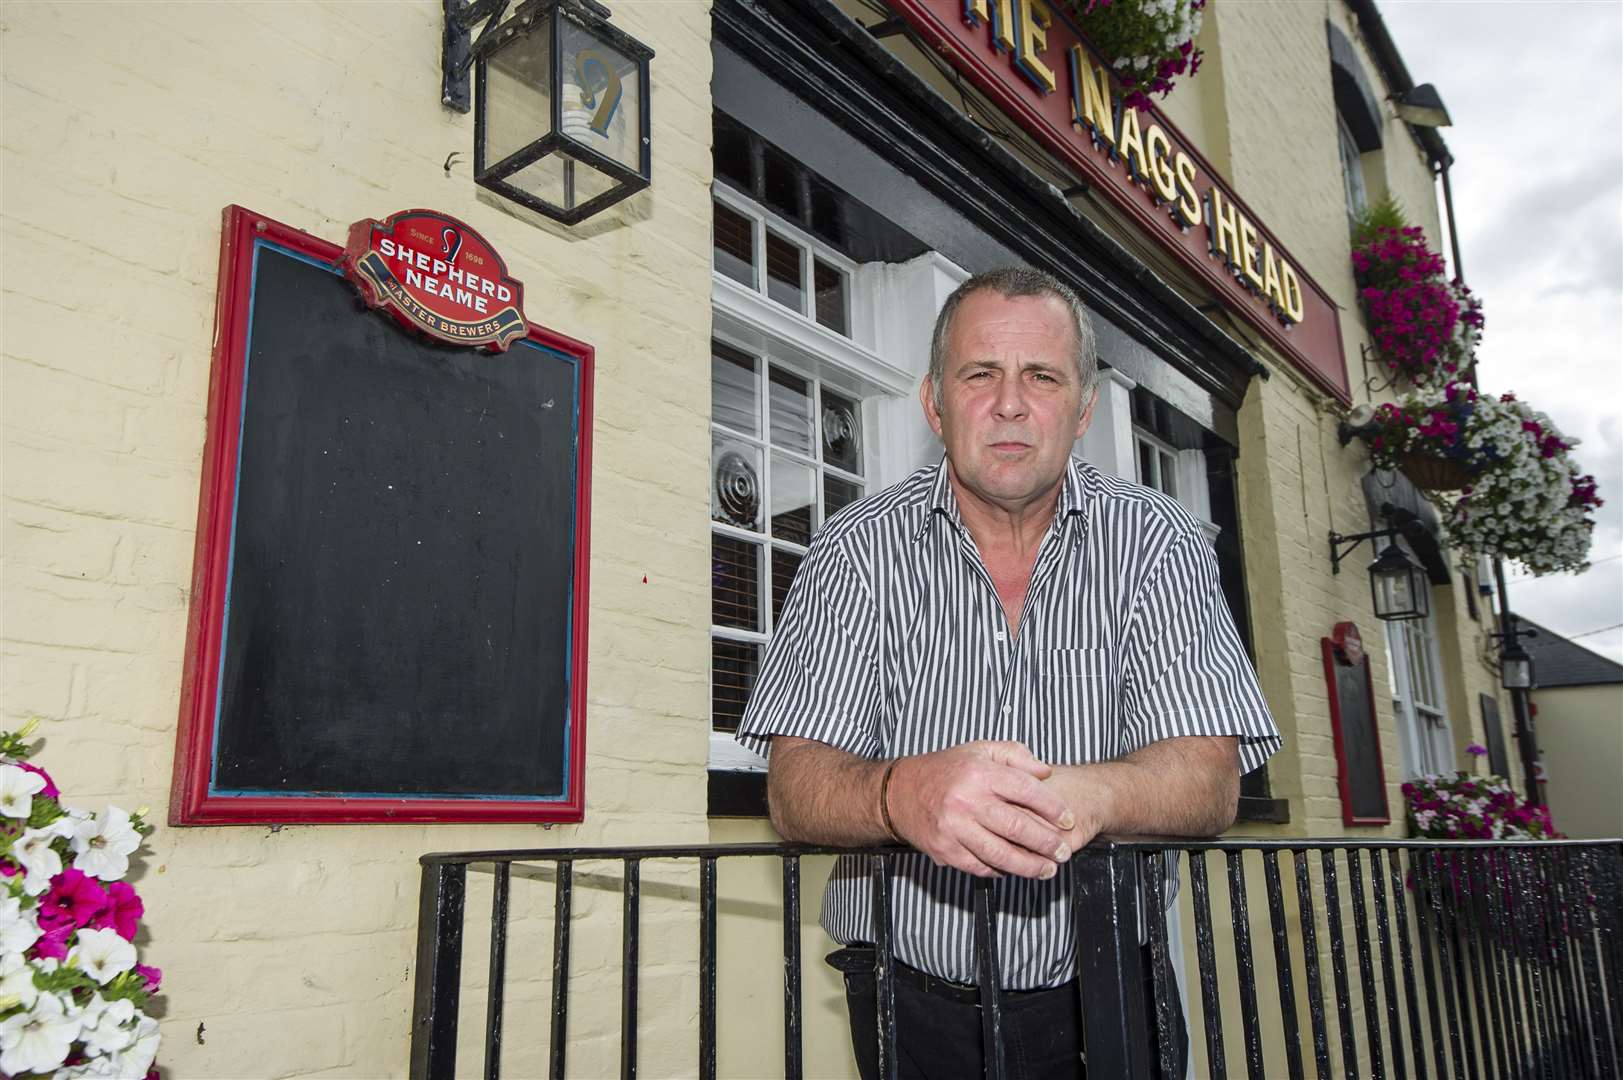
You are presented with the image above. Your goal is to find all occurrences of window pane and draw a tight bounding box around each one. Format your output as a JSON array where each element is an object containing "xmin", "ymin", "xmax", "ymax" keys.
[
  {"xmin": 768, "ymin": 367, "xmax": 814, "ymax": 454},
  {"xmin": 762, "ymin": 143, "xmax": 800, "ymax": 222},
  {"xmin": 772, "ymin": 548, "xmax": 804, "ymax": 627},
  {"xmin": 711, "ymin": 638, "xmax": 759, "ymax": 732},
  {"xmin": 814, "ymin": 259, "xmax": 848, "ymax": 335},
  {"xmin": 771, "ymin": 454, "xmax": 816, "ymax": 545},
  {"xmin": 713, "ymin": 202, "xmax": 756, "ymax": 289},
  {"xmin": 1138, "ymin": 439, "xmax": 1156, "ymax": 489},
  {"xmin": 825, "ymin": 474, "xmax": 863, "ymax": 519},
  {"xmin": 765, "ymin": 230, "xmax": 805, "ymax": 313},
  {"xmin": 713, "ymin": 116, "xmax": 753, "ymax": 193},
  {"xmin": 1158, "ymin": 449, "xmax": 1178, "ymax": 499},
  {"xmin": 821, "ymin": 387, "xmax": 863, "ymax": 475},
  {"xmin": 711, "ymin": 533, "xmax": 761, "ymax": 631},
  {"xmin": 712, "ymin": 435, "xmax": 762, "ymax": 531},
  {"xmin": 712, "ymin": 343, "xmax": 759, "ymax": 437}
]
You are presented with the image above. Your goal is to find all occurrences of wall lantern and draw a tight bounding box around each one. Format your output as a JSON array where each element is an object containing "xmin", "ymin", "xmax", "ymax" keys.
[
  {"xmin": 1330, "ymin": 527, "xmax": 1430, "ymax": 622},
  {"xmin": 442, "ymin": 0, "xmax": 654, "ymax": 224},
  {"xmin": 1393, "ymin": 83, "xmax": 1452, "ymax": 129},
  {"xmin": 1490, "ymin": 624, "xmax": 1538, "ymax": 690}
]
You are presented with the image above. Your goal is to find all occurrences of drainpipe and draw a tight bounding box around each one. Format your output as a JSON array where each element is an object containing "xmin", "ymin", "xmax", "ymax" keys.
[{"xmin": 1438, "ymin": 158, "xmax": 1543, "ymax": 805}]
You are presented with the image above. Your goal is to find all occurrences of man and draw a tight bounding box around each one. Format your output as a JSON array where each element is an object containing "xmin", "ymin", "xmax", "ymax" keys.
[{"xmin": 736, "ymin": 267, "xmax": 1279, "ymax": 1079}]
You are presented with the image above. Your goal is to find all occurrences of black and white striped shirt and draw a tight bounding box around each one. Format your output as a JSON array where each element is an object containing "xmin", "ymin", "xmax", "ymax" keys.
[{"xmin": 737, "ymin": 457, "xmax": 1280, "ymax": 989}]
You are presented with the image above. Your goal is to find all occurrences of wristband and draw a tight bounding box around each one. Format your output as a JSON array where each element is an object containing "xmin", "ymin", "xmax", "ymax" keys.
[{"xmin": 879, "ymin": 758, "xmax": 902, "ymax": 843}]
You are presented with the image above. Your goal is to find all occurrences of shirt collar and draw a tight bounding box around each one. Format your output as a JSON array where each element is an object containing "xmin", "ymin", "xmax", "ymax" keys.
[{"xmin": 911, "ymin": 456, "xmax": 1092, "ymax": 543}]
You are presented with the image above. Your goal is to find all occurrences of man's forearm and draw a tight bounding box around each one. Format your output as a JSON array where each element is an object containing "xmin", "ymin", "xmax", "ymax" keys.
[
  {"xmin": 767, "ymin": 737, "xmax": 892, "ymax": 845},
  {"xmin": 1047, "ymin": 735, "xmax": 1240, "ymax": 843}
]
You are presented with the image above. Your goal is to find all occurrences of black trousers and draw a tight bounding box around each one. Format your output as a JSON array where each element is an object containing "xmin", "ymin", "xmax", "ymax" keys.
[{"xmin": 834, "ymin": 947, "xmax": 1188, "ymax": 1080}]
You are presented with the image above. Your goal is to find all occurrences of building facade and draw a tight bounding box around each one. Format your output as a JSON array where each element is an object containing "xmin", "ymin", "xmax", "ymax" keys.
[{"xmin": 1, "ymin": 0, "xmax": 1527, "ymax": 1074}]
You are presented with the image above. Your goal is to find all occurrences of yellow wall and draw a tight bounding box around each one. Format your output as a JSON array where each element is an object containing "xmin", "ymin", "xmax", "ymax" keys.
[
  {"xmin": 1534, "ymin": 684, "xmax": 1623, "ymax": 839},
  {"xmin": 3, "ymin": 2, "xmax": 715, "ymax": 1075}
]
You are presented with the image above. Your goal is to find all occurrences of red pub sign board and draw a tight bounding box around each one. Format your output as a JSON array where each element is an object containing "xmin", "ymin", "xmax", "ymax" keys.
[
  {"xmin": 889, "ymin": 0, "xmax": 1351, "ymax": 403},
  {"xmin": 343, "ymin": 209, "xmax": 528, "ymax": 350}
]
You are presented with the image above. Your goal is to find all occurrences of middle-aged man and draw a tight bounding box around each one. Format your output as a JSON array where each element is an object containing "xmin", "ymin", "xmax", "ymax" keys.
[{"xmin": 736, "ymin": 267, "xmax": 1280, "ymax": 1079}]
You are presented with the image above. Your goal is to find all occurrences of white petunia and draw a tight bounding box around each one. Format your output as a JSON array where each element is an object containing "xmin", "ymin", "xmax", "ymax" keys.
[
  {"xmin": 0, "ymin": 991, "xmax": 81, "ymax": 1075},
  {"xmin": 0, "ymin": 951, "xmax": 39, "ymax": 1011},
  {"xmin": 13, "ymin": 820, "xmax": 73, "ymax": 896},
  {"xmin": 78, "ymin": 994, "xmax": 138, "ymax": 1056},
  {"xmin": 69, "ymin": 928, "xmax": 136, "ymax": 984},
  {"xmin": 69, "ymin": 807, "xmax": 141, "ymax": 882},
  {"xmin": 121, "ymin": 1013, "xmax": 162, "ymax": 1078},
  {"xmin": 0, "ymin": 764, "xmax": 45, "ymax": 819},
  {"xmin": 0, "ymin": 894, "xmax": 43, "ymax": 956}
]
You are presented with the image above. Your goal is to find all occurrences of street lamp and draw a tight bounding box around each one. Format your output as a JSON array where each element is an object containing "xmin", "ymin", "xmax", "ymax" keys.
[
  {"xmin": 1393, "ymin": 83, "xmax": 1452, "ymax": 128},
  {"xmin": 443, "ymin": 0, "xmax": 655, "ymax": 224}
]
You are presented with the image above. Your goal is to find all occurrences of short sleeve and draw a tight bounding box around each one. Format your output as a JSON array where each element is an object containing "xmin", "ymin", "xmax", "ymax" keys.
[
  {"xmin": 1120, "ymin": 530, "xmax": 1281, "ymax": 774},
  {"xmin": 734, "ymin": 538, "xmax": 882, "ymax": 759}
]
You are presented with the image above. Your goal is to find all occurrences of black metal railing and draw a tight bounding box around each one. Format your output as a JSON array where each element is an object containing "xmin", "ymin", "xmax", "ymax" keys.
[{"xmin": 410, "ymin": 838, "xmax": 1622, "ymax": 1079}]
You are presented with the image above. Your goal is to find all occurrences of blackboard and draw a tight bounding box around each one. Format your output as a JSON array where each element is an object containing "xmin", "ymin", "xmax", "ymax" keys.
[
  {"xmin": 1479, "ymin": 693, "xmax": 1510, "ymax": 779},
  {"xmin": 1321, "ymin": 627, "xmax": 1391, "ymax": 826},
  {"xmin": 171, "ymin": 207, "xmax": 592, "ymax": 824}
]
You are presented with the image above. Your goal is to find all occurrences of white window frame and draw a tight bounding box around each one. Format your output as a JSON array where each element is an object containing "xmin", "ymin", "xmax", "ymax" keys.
[
  {"xmin": 1338, "ymin": 115, "xmax": 1369, "ymax": 221},
  {"xmin": 1384, "ymin": 609, "xmax": 1454, "ymax": 778},
  {"xmin": 1132, "ymin": 425, "xmax": 1219, "ymax": 548},
  {"xmin": 709, "ymin": 188, "xmax": 935, "ymax": 772}
]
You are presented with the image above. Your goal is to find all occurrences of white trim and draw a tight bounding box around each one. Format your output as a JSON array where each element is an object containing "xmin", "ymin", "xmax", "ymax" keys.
[
  {"xmin": 1076, "ymin": 366, "xmax": 1137, "ymax": 478},
  {"xmin": 713, "ymin": 278, "xmax": 913, "ymax": 398},
  {"xmin": 711, "ymin": 732, "xmax": 768, "ymax": 772}
]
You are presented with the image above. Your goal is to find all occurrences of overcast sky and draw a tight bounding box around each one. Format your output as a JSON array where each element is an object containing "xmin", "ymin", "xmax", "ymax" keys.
[{"xmin": 1377, "ymin": 1, "xmax": 1623, "ymax": 666}]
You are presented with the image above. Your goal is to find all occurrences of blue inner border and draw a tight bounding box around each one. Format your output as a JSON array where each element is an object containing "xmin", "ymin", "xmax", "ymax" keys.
[{"xmin": 208, "ymin": 239, "xmax": 581, "ymax": 803}]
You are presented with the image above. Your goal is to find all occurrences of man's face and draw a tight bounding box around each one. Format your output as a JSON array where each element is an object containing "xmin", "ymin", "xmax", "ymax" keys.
[{"xmin": 921, "ymin": 290, "xmax": 1096, "ymax": 510}]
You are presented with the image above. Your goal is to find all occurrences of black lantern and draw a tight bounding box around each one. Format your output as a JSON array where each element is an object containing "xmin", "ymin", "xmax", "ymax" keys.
[
  {"xmin": 444, "ymin": 0, "xmax": 654, "ymax": 224},
  {"xmin": 1330, "ymin": 527, "xmax": 1429, "ymax": 622},
  {"xmin": 1367, "ymin": 543, "xmax": 1429, "ymax": 621},
  {"xmin": 1499, "ymin": 640, "xmax": 1534, "ymax": 690}
]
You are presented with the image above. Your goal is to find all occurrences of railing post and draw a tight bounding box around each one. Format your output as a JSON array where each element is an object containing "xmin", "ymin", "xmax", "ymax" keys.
[
  {"xmin": 410, "ymin": 861, "xmax": 467, "ymax": 1080},
  {"xmin": 1073, "ymin": 845, "xmax": 1151, "ymax": 1077}
]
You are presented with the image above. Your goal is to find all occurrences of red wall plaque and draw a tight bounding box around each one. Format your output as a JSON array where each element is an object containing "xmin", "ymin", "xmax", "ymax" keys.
[
  {"xmin": 888, "ymin": 0, "xmax": 1351, "ymax": 403},
  {"xmin": 343, "ymin": 209, "xmax": 528, "ymax": 351}
]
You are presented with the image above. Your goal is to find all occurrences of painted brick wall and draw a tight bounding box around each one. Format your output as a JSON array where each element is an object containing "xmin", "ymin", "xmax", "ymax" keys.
[{"xmin": 2, "ymin": 2, "xmax": 715, "ymax": 1075}]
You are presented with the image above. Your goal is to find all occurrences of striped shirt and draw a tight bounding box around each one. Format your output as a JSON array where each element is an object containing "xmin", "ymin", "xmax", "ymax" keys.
[{"xmin": 736, "ymin": 456, "xmax": 1280, "ymax": 989}]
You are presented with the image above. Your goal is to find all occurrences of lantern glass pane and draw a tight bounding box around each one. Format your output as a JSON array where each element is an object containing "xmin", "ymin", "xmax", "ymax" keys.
[
  {"xmin": 502, "ymin": 153, "xmax": 618, "ymax": 213},
  {"xmin": 483, "ymin": 21, "xmax": 554, "ymax": 170},
  {"xmin": 559, "ymin": 14, "xmax": 641, "ymax": 173},
  {"xmin": 1374, "ymin": 567, "xmax": 1410, "ymax": 618},
  {"xmin": 1502, "ymin": 657, "xmax": 1532, "ymax": 690}
]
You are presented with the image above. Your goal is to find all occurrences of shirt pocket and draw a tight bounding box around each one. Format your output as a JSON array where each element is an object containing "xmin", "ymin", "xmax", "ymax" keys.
[{"xmin": 1036, "ymin": 647, "xmax": 1118, "ymax": 759}]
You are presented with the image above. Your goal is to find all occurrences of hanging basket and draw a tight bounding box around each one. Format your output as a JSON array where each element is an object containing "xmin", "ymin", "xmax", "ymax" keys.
[{"xmin": 1397, "ymin": 450, "xmax": 1471, "ymax": 492}]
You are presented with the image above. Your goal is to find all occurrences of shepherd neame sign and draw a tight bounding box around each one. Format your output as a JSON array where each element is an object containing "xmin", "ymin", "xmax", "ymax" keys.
[{"xmin": 891, "ymin": 0, "xmax": 1351, "ymax": 403}]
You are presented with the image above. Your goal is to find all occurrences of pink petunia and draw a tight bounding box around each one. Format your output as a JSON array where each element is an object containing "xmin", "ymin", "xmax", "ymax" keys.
[
  {"xmin": 135, "ymin": 962, "xmax": 163, "ymax": 993},
  {"xmin": 94, "ymin": 880, "xmax": 145, "ymax": 941},
  {"xmin": 38, "ymin": 867, "xmax": 109, "ymax": 931},
  {"xmin": 32, "ymin": 921, "xmax": 73, "ymax": 960}
]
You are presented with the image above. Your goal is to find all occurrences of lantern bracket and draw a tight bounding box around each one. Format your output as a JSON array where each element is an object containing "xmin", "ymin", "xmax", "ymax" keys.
[
  {"xmin": 1328, "ymin": 526, "xmax": 1399, "ymax": 575},
  {"xmin": 1330, "ymin": 503, "xmax": 1421, "ymax": 571}
]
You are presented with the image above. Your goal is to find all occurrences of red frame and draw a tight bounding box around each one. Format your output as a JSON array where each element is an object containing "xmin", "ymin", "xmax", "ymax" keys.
[
  {"xmin": 170, "ymin": 206, "xmax": 594, "ymax": 825},
  {"xmin": 888, "ymin": 0, "xmax": 1351, "ymax": 404},
  {"xmin": 1321, "ymin": 630, "xmax": 1392, "ymax": 827}
]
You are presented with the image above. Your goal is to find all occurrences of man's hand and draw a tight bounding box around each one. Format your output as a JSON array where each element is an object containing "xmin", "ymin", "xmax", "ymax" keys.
[
  {"xmin": 1042, "ymin": 735, "xmax": 1241, "ymax": 846},
  {"xmin": 886, "ymin": 740, "xmax": 1077, "ymax": 880}
]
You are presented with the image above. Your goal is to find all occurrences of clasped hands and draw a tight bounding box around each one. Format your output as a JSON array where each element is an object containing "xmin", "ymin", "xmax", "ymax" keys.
[{"xmin": 884, "ymin": 740, "xmax": 1101, "ymax": 880}]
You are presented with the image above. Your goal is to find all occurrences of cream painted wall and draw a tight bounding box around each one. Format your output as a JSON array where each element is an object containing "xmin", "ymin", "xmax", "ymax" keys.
[
  {"xmin": 2, "ymin": 1, "xmax": 715, "ymax": 1075},
  {"xmin": 1535, "ymin": 685, "xmax": 1623, "ymax": 839}
]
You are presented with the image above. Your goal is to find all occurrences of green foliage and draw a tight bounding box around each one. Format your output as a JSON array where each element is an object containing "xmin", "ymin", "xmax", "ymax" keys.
[{"xmin": 1352, "ymin": 193, "xmax": 1408, "ymax": 248}]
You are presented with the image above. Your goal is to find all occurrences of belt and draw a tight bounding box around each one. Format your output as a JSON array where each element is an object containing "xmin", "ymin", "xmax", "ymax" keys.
[{"xmin": 826, "ymin": 946, "xmax": 1078, "ymax": 1007}]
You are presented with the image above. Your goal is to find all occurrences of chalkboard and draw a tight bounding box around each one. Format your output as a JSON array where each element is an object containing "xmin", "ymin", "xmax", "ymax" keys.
[
  {"xmin": 1321, "ymin": 625, "xmax": 1391, "ymax": 826},
  {"xmin": 171, "ymin": 207, "xmax": 592, "ymax": 824},
  {"xmin": 1479, "ymin": 693, "xmax": 1510, "ymax": 779}
]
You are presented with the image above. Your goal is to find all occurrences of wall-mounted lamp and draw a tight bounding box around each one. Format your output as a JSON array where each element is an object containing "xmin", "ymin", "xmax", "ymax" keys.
[
  {"xmin": 1330, "ymin": 523, "xmax": 1430, "ymax": 621},
  {"xmin": 443, "ymin": 0, "xmax": 654, "ymax": 224},
  {"xmin": 1393, "ymin": 83, "xmax": 1452, "ymax": 129},
  {"xmin": 1489, "ymin": 624, "xmax": 1538, "ymax": 690}
]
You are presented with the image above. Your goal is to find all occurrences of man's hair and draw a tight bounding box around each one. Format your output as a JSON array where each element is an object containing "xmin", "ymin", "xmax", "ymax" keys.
[{"xmin": 927, "ymin": 266, "xmax": 1099, "ymax": 411}]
